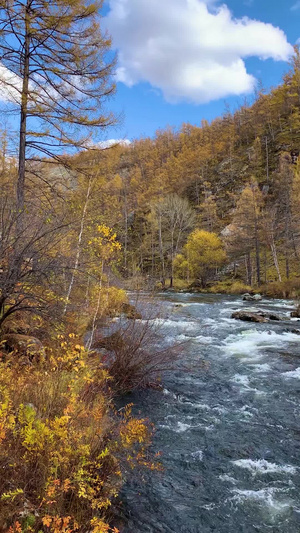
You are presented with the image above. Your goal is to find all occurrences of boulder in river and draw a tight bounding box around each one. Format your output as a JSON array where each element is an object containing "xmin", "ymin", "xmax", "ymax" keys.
[
  {"xmin": 232, "ymin": 309, "xmax": 285, "ymax": 322},
  {"xmin": 120, "ymin": 302, "xmax": 142, "ymax": 320},
  {"xmin": 283, "ymin": 328, "xmax": 300, "ymax": 335},
  {"xmin": 242, "ymin": 293, "xmax": 262, "ymax": 301},
  {"xmin": 232, "ymin": 311, "xmax": 268, "ymax": 323},
  {"xmin": 264, "ymin": 312, "xmax": 283, "ymax": 321},
  {"xmin": 291, "ymin": 305, "xmax": 300, "ymax": 318}
]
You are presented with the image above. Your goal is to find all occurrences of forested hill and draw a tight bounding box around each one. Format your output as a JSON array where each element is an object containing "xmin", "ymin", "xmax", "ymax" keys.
[
  {"xmin": 75, "ymin": 52, "xmax": 300, "ymax": 292},
  {"xmin": 3, "ymin": 52, "xmax": 300, "ymax": 295}
]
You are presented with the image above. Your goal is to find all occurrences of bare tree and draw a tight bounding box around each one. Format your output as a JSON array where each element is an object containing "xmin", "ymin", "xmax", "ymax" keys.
[
  {"xmin": 151, "ymin": 194, "xmax": 196, "ymax": 287},
  {"xmin": 0, "ymin": 1, "xmax": 116, "ymax": 329}
]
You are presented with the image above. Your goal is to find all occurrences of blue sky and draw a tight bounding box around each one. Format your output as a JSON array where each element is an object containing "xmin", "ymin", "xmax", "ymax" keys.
[{"xmin": 103, "ymin": 0, "xmax": 300, "ymax": 142}]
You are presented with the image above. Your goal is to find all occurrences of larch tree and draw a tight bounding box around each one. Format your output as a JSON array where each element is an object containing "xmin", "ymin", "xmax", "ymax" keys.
[
  {"xmin": 0, "ymin": 0, "xmax": 116, "ymax": 328},
  {"xmin": 226, "ymin": 179, "xmax": 264, "ymax": 285},
  {"xmin": 0, "ymin": 0, "xmax": 116, "ymax": 216},
  {"xmin": 198, "ymin": 184, "xmax": 220, "ymax": 233},
  {"xmin": 274, "ymin": 153, "xmax": 300, "ymax": 279}
]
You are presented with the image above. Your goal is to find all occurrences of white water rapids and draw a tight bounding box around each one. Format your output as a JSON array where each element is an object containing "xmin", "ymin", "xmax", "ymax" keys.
[{"xmin": 116, "ymin": 293, "xmax": 300, "ymax": 533}]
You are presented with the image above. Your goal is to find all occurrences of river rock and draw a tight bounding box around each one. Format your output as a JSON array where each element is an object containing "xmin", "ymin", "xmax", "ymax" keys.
[
  {"xmin": 291, "ymin": 305, "xmax": 300, "ymax": 318},
  {"xmin": 283, "ymin": 328, "xmax": 300, "ymax": 335},
  {"xmin": 232, "ymin": 311, "xmax": 268, "ymax": 323},
  {"xmin": 264, "ymin": 312, "xmax": 283, "ymax": 321},
  {"xmin": 232, "ymin": 309, "xmax": 284, "ymax": 322},
  {"xmin": 120, "ymin": 302, "xmax": 142, "ymax": 320},
  {"xmin": 242, "ymin": 293, "xmax": 262, "ymax": 301},
  {"xmin": 92, "ymin": 330, "xmax": 124, "ymax": 351}
]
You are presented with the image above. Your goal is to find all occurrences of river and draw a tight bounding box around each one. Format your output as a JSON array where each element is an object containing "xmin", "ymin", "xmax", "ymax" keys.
[{"xmin": 117, "ymin": 292, "xmax": 300, "ymax": 532}]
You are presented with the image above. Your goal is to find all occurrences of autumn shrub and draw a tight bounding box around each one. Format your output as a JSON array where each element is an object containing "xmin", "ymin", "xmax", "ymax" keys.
[
  {"xmin": 174, "ymin": 229, "xmax": 227, "ymax": 288},
  {"xmin": 169, "ymin": 278, "xmax": 189, "ymax": 291},
  {"xmin": 64, "ymin": 286, "xmax": 128, "ymax": 340},
  {"xmin": 259, "ymin": 279, "xmax": 300, "ymax": 299},
  {"xmin": 0, "ymin": 337, "xmax": 155, "ymax": 532},
  {"xmin": 208, "ymin": 280, "xmax": 252, "ymax": 294},
  {"xmin": 92, "ymin": 317, "xmax": 185, "ymax": 394}
]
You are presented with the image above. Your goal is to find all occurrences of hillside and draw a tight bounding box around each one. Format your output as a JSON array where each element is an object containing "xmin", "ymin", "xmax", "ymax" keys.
[{"xmin": 74, "ymin": 52, "xmax": 300, "ymax": 294}]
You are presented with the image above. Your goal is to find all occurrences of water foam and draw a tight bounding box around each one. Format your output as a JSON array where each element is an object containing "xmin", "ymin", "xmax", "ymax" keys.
[
  {"xmin": 231, "ymin": 375, "xmax": 264, "ymax": 395},
  {"xmin": 282, "ymin": 367, "xmax": 300, "ymax": 379},
  {"xmin": 224, "ymin": 329, "xmax": 300, "ymax": 359},
  {"xmin": 191, "ymin": 450, "xmax": 203, "ymax": 461},
  {"xmin": 163, "ymin": 388, "xmax": 178, "ymax": 399},
  {"xmin": 232, "ymin": 459, "xmax": 297, "ymax": 475},
  {"xmin": 232, "ymin": 374, "xmax": 250, "ymax": 387},
  {"xmin": 178, "ymin": 398, "xmax": 211, "ymax": 410},
  {"xmin": 219, "ymin": 474, "xmax": 237, "ymax": 484},
  {"xmin": 174, "ymin": 421, "xmax": 195, "ymax": 433},
  {"xmin": 142, "ymin": 318, "xmax": 198, "ymax": 331},
  {"xmin": 232, "ymin": 487, "xmax": 292, "ymax": 514},
  {"xmin": 250, "ymin": 363, "xmax": 272, "ymax": 373},
  {"xmin": 176, "ymin": 333, "xmax": 213, "ymax": 344}
]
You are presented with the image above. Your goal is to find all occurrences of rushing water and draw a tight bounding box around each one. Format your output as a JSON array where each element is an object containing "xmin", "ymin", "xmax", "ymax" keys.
[{"xmin": 117, "ymin": 293, "xmax": 300, "ymax": 532}]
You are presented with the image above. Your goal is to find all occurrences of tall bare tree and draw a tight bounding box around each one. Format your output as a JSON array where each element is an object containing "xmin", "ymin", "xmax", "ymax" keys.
[
  {"xmin": 151, "ymin": 194, "xmax": 196, "ymax": 287},
  {"xmin": 0, "ymin": 0, "xmax": 116, "ymax": 329},
  {"xmin": 0, "ymin": 0, "xmax": 116, "ymax": 216}
]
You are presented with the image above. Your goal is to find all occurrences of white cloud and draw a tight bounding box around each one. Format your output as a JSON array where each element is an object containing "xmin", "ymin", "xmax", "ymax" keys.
[
  {"xmin": 97, "ymin": 138, "xmax": 131, "ymax": 148},
  {"xmin": 0, "ymin": 64, "xmax": 22, "ymax": 103},
  {"xmin": 86, "ymin": 138, "xmax": 131, "ymax": 149},
  {"xmin": 106, "ymin": 0, "xmax": 293, "ymax": 104},
  {"xmin": 291, "ymin": 1, "xmax": 300, "ymax": 11}
]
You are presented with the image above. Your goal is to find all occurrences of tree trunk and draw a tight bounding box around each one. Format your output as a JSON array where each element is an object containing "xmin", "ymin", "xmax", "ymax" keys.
[
  {"xmin": 158, "ymin": 213, "xmax": 165, "ymax": 288},
  {"xmin": 265, "ymin": 137, "xmax": 269, "ymax": 181},
  {"xmin": 87, "ymin": 260, "xmax": 104, "ymax": 351},
  {"xmin": 245, "ymin": 252, "xmax": 252, "ymax": 286},
  {"xmin": 285, "ymin": 254, "xmax": 290, "ymax": 280},
  {"xmin": 123, "ymin": 188, "xmax": 128, "ymax": 273},
  {"xmin": 264, "ymin": 248, "xmax": 267, "ymax": 284},
  {"xmin": 270, "ymin": 240, "xmax": 282, "ymax": 282},
  {"xmin": 63, "ymin": 176, "xmax": 92, "ymax": 315},
  {"xmin": 170, "ymin": 230, "xmax": 174, "ymax": 288},
  {"xmin": 254, "ymin": 214, "xmax": 261, "ymax": 285},
  {"xmin": 255, "ymin": 235, "xmax": 261, "ymax": 285},
  {"xmin": 17, "ymin": 0, "xmax": 31, "ymax": 220}
]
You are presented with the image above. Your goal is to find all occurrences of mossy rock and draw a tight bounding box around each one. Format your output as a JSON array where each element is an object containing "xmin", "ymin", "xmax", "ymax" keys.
[
  {"xmin": 1, "ymin": 334, "xmax": 45, "ymax": 362},
  {"xmin": 120, "ymin": 303, "xmax": 142, "ymax": 320}
]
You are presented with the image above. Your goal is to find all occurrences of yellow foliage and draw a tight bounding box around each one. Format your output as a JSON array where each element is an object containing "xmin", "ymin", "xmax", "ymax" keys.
[
  {"xmin": 0, "ymin": 340, "xmax": 154, "ymax": 532},
  {"xmin": 88, "ymin": 225, "xmax": 122, "ymax": 266},
  {"xmin": 174, "ymin": 229, "xmax": 227, "ymax": 286},
  {"xmin": 208, "ymin": 280, "xmax": 252, "ymax": 294}
]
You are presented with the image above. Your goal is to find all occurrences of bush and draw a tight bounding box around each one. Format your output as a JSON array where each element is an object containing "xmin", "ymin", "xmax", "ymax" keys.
[
  {"xmin": 208, "ymin": 280, "xmax": 252, "ymax": 294},
  {"xmin": 259, "ymin": 279, "xmax": 300, "ymax": 299},
  {"xmin": 0, "ymin": 337, "xmax": 155, "ymax": 532},
  {"xmin": 92, "ymin": 317, "xmax": 185, "ymax": 394}
]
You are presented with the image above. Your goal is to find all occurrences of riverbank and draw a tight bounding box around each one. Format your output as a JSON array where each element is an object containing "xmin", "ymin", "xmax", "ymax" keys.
[{"xmin": 156, "ymin": 278, "xmax": 300, "ymax": 300}]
